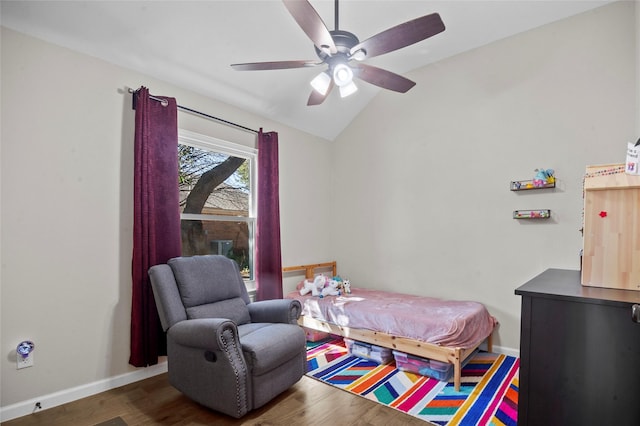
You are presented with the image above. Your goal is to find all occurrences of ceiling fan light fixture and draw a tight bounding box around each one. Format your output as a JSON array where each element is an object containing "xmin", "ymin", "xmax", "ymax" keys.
[
  {"xmin": 310, "ymin": 71, "xmax": 332, "ymax": 95},
  {"xmin": 339, "ymin": 80, "xmax": 358, "ymax": 98},
  {"xmin": 231, "ymin": 0, "xmax": 446, "ymax": 107},
  {"xmin": 351, "ymin": 49, "xmax": 367, "ymax": 61},
  {"xmin": 333, "ymin": 63, "xmax": 354, "ymax": 87}
]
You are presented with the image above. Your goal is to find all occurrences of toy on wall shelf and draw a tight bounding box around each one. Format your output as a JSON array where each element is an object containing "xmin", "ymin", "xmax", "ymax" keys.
[
  {"xmin": 513, "ymin": 209, "xmax": 551, "ymax": 219},
  {"xmin": 510, "ymin": 168, "xmax": 556, "ymax": 191},
  {"xmin": 533, "ymin": 168, "xmax": 555, "ymax": 187}
]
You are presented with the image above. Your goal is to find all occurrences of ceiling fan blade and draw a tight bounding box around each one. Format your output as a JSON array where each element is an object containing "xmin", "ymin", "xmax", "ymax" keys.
[
  {"xmin": 350, "ymin": 13, "xmax": 445, "ymax": 60},
  {"xmin": 353, "ymin": 63, "xmax": 416, "ymax": 93},
  {"xmin": 231, "ymin": 60, "xmax": 321, "ymax": 71},
  {"xmin": 307, "ymin": 81, "xmax": 334, "ymax": 106},
  {"xmin": 283, "ymin": 0, "xmax": 337, "ymax": 54}
]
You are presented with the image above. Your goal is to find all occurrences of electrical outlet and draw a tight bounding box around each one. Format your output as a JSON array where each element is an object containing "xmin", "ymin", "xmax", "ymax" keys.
[{"xmin": 17, "ymin": 354, "xmax": 34, "ymax": 369}]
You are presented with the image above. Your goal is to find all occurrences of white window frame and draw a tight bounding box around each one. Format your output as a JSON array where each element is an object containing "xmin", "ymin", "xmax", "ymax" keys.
[{"xmin": 178, "ymin": 129, "xmax": 257, "ymax": 292}]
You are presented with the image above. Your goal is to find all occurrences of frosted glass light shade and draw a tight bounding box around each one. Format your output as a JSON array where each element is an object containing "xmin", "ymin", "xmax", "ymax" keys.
[
  {"xmin": 333, "ymin": 63, "xmax": 354, "ymax": 87},
  {"xmin": 310, "ymin": 71, "xmax": 331, "ymax": 95},
  {"xmin": 339, "ymin": 81, "xmax": 358, "ymax": 98}
]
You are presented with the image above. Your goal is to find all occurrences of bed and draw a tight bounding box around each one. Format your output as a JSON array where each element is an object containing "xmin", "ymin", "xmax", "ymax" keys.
[{"xmin": 283, "ymin": 261, "xmax": 497, "ymax": 391}]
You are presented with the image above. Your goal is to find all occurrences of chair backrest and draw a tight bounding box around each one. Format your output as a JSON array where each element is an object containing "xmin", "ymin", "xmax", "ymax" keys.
[{"xmin": 150, "ymin": 255, "xmax": 252, "ymax": 330}]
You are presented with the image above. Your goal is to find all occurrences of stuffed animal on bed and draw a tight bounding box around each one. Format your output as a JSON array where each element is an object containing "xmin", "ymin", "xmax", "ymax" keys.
[
  {"xmin": 299, "ymin": 275, "xmax": 330, "ymax": 297},
  {"xmin": 330, "ymin": 276, "xmax": 352, "ymax": 295},
  {"xmin": 320, "ymin": 279, "xmax": 341, "ymax": 297},
  {"xmin": 299, "ymin": 274, "xmax": 346, "ymax": 298},
  {"xmin": 342, "ymin": 279, "xmax": 351, "ymax": 294},
  {"xmin": 300, "ymin": 275, "xmax": 324, "ymax": 296},
  {"xmin": 298, "ymin": 280, "xmax": 314, "ymax": 296}
]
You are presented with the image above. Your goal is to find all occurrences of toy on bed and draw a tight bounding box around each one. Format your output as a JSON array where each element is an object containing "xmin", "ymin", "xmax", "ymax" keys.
[
  {"xmin": 298, "ymin": 274, "xmax": 349, "ymax": 297},
  {"xmin": 299, "ymin": 275, "xmax": 326, "ymax": 297},
  {"xmin": 341, "ymin": 279, "xmax": 351, "ymax": 294},
  {"xmin": 320, "ymin": 279, "xmax": 340, "ymax": 297},
  {"xmin": 332, "ymin": 276, "xmax": 351, "ymax": 294}
]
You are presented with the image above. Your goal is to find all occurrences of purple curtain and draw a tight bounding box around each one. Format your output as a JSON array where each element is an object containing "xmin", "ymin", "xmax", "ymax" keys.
[
  {"xmin": 130, "ymin": 87, "xmax": 181, "ymax": 367},
  {"xmin": 255, "ymin": 129, "xmax": 283, "ymax": 300}
]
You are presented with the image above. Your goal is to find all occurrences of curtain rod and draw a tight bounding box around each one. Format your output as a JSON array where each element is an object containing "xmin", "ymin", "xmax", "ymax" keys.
[{"xmin": 127, "ymin": 88, "xmax": 259, "ymax": 135}]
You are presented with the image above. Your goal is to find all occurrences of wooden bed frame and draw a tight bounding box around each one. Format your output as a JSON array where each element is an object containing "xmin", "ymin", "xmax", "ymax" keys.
[{"xmin": 283, "ymin": 261, "xmax": 494, "ymax": 391}]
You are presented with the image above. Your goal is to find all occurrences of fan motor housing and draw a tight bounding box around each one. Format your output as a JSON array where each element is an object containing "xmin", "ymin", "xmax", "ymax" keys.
[{"xmin": 315, "ymin": 30, "xmax": 359, "ymax": 61}]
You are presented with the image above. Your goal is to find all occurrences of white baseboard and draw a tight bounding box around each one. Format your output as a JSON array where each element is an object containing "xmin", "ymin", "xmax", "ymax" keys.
[
  {"xmin": 492, "ymin": 345, "xmax": 520, "ymax": 359},
  {"xmin": 0, "ymin": 361, "xmax": 168, "ymax": 422},
  {"xmin": 478, "ymin": 341, "xmax": 520, "ymax": 359}
]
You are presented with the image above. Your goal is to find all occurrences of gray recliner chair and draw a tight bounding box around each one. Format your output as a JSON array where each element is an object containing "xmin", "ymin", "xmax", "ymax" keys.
[{"xmin": 148, "ymin": 255, "xmax": 306, "ymax": 418}]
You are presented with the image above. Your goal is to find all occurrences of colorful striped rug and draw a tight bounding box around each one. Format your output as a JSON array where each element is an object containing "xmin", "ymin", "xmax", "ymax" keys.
[{"xmin": 306, "ymin": 338, "xmax": 518, "ymax": 426}]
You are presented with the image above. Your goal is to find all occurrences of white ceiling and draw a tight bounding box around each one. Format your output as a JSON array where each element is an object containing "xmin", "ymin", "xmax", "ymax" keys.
[{"xmin": 1, "ymin": 0, "xmax": 614, "ymax": 140}]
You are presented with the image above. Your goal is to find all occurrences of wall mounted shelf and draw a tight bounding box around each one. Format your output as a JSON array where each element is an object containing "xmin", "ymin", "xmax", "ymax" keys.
[
  {"xmin": 510, "ymin": 180, "xmax": 556, "ymax": 191},
  {"xmin": 513, "ymin": 209, "xmax": 551, "ymax": 219}
]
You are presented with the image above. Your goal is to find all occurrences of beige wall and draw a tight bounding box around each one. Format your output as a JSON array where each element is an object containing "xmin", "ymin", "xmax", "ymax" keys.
[
  {"xmin": 0, "ymin": 27, "xmax": 333, "ymax": 413},
  {"xmin": 0, "ymin": 0, "xmax": 637, "ymax": 419},
  {"xmin": 330, "ymin": 1, "xmax": 636, "ymax": 352}
]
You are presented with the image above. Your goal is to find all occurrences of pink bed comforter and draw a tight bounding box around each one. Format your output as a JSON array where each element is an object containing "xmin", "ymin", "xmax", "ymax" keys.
[{"xmin": 287, "ymin": 288, "xmax": 497, "ymax": 349}]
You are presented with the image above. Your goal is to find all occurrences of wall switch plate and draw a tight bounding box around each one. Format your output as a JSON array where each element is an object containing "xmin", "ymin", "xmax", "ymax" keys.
[{"xmin": 17, "ymin": 354, "xmax": 34, "ymax": 369}]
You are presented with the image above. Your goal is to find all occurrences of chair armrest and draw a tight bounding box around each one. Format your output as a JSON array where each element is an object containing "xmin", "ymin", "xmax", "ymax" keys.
[
  {"xmin": 248, "ymin": 299, "xmax": 302, "ymax": 324},
  {"xmin": 168, "ymin": 318, "xmax": 238, "ymax": 350}
]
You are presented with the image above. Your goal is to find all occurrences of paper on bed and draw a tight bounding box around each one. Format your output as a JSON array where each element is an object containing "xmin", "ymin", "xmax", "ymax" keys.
[{"xmin": 287, "ymin": 287, "xmax": 496, "ymax": 349}]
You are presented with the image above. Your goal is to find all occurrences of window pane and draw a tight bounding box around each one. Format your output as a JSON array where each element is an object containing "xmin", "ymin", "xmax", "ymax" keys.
[
  {"xmin": 178, "ymin": 139, "xmax": 254, "ymax": 279},
  {"xmin": 178, "ymin": 144, "xmax": 249, "ymax": 216},
  {"xmin": 180, "ymin": 219, "xmax": 253, "ymax": 278}
]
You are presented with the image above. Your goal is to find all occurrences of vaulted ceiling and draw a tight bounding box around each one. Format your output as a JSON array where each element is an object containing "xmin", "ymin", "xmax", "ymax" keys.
[{"xmin": 1, "ymin": 0, "xmax": 614, "ymax": 140}]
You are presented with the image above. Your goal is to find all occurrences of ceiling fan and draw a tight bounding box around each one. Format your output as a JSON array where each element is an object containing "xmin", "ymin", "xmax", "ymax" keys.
[{"xmin": 231, "ymin": 0, "xmax": 445, "ymax": 106}]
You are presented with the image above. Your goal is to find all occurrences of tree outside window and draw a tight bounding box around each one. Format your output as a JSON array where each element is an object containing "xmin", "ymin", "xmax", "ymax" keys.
[{"xmin": 178, "ymin": 131, "xmax": 256, "ymax": 278}]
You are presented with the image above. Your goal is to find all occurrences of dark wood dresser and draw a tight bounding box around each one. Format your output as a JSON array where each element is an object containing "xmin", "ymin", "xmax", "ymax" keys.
[{"xmin": 515, "ymin": 268, "xmax": 640, "ymax": 426}]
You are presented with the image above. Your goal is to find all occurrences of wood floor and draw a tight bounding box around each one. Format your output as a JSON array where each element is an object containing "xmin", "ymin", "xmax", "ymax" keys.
[{"xmin": 3, "ymin": 373, "xmax": 433, "ymax": 426}]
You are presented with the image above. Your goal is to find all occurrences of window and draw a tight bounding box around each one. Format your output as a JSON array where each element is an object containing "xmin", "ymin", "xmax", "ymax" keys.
[{"xmin": 178, "ymin": 129, "xmax": 257, "ymax": 280}]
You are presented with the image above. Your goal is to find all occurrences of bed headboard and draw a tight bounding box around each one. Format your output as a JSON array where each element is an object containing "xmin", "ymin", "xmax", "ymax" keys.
[{"xmin": 282, "ymin": 261, "xmax": 336, "ymax": 279}]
